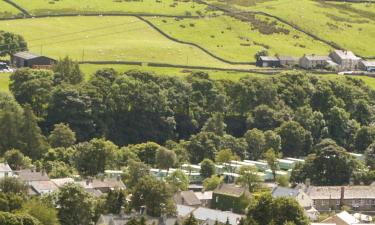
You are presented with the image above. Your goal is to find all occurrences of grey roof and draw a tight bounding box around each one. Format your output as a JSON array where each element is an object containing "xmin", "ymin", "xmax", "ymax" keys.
[
  {"xmin": 192, "ymin": 207, "xmax": 244, "ymax": 225},
  {"xmin": 97, "ymin": 214, "xmax": 178, "ymax": 225},
  {"xmin": 77, "ymin": 178, "xmax": 126, "ymax": 190},
  {"xmin": 307, "ymin": 186, "xmax": 375, "ymax": 200},
  {"xmin": 303, "ymin": 55, "xmax": 331, "ymax": 61},
  {"xmin": 177, "ymin": 204, "xmax": 196, "ymax": 217},
  {"xmin": 0, "ymin": 163, "xmax": 12, "ymax": 172},
  {"xmin": 214, "ymin": 184, "xmax": 249, "ymax": 197},
  {"xmin": 278, "ymin": 56, "xmax": 299, "ymax": 61},
  {"xmin": 29, "ymin": 180, "xmax": 58, "ymax": 194},
  {"xmin": 332, "ymin": 50, "xmax": 360, "ymax": 60},
  {"xmin": 361, "ymin": 61, "xmax": 375, "ymax": 67},
  {"xmin": 51, "ymin": 177, "xmax": 74, "ymax": 187},
  {"xmin": 260, "ymin": 56, "xmax": 279, "ymax": 61},
  {"xmin": 194, "ymin": 191, "xmax": 213, "ymax": 200},
  {"xmin": 16, "ymin": 169, "xmax": 50, "ymax": 182},
  {"xmin": 272, "ymin": 186, "xmax": 299, "ymax": 198},
  {"xmin": 13, "ymin": 51, "xmax": 40, "ymax": 60},
  {"xmin": 179, "ymin": 191, "xmax": 201, "ymax": 206}
]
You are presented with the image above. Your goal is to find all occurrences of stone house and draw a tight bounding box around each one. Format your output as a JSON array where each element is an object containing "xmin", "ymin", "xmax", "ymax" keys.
[
  {"xmin": 329, "ymin": 50, "xmax": 361, "ymax": 71},
  {"xmin": 299, "ymin": 55, "xmax": 331, "ymax": 69}
]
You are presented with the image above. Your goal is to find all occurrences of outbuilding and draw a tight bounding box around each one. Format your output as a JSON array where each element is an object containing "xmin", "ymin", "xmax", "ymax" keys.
[
  {"xmin": 11, "ymin": 51, "xmax": 56, "ymax": 68},
  {"xmin": 278, "ymin": 56, "xmax": 299, "ymax": 67},
  {"xmin": 256, "ymin": 56, "xmax": 280, "ymax": 67},
  {"xmin": 359, "ymin": 60, "xmax": 375, "ymax": 72}
]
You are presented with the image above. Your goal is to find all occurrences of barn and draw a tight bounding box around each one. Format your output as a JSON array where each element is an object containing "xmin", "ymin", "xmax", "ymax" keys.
[{"xmin": 11, "ymin": 51, "xmax": 56, "ymax": 68}]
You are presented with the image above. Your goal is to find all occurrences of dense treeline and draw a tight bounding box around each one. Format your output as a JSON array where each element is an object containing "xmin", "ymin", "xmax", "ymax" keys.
[{"xmin": 1, "ymin": 58, "xmax": 375, "ymax": 186}]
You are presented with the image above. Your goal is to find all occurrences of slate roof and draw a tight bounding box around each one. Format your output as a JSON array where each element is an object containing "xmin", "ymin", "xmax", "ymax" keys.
[
  {"xmin": 0, "ymin": 163, "xmax": 12, "ymax": 172},
  {"xmin": 97, "ymin": 214, "xmax": 178, "ymax": 225},
  {"xmin": 361, "ymin": 61, "xmax": 375, "ymax": 67},
  {"xmin": 177, "ymin": 204, "xmax": 196, "ymax": 217},
  {"xmin": 16, "ymin": 169, "xmax": 50, "ymax": 182},
  {"xmin": 194, "ymin": 191, "xmax": 213, "ymax": 200},
  {"xmin": 304, "ymin": 55, "xmax": 331, "ymax": 61},
  {"xmin": 260, "ymin": 56, "xmax": 279, "ymax": 61},
  {"xmin": 214, "ymin": 184, "xmax": 249, "ymax": 198},
  {"xmin": 307, "ymin": 186, "xmax": 375, "ymax": 199},
  {"xmin": 77, "ymin": 178, "xmax": 126, "ymax": 190},
  {"xmin": 332, "ymin": 50, "xmax": 359, "ymax": 60},
  {"xmin": 322, "ymin": 211, "xmax": 359, "ymax": 225},
  {"xmin": 29, "ymin": 180, "xmax": 58, "ymax": 194},
  {"xmin": 192, "ymin": 207, "xmax": 244, "ymax": 225},
  {"xmin": 179, "ymin": 191, "xmax": 201, "ymax": 206},
  {"xmin": 278, "ymin": 56, "xmax": 299, "ymax": 61},
  {"xmin": 13, "ymin": 52, "xmax": 40, "ymax": 60},
  {"xmin": 51, "ymin": 177, "xmax": 74, "ymax": 187},
  {"xmin": 272, "ymin": 186, "xmax": 299, "ymax": 198}
]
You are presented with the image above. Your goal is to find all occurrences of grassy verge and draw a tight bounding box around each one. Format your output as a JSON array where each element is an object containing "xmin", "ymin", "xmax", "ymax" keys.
[{"xmin": 0, "ymin": 1, "xmax": 23, "ymax": 18}]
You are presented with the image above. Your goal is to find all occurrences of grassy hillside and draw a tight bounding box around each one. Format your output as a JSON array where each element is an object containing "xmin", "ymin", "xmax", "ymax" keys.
[
  {"xmin": 12, "ymin": 0, "xmax": 207, "ymax": 16},
  {"xmin": 147, "ymin": 15, "xmax": 330, "ymax": 62},
  {"xmin": 208, "ymin": 0, "xmax": 375, "ymax": 58},
  {"xmin": 0, "ymin": 16, "xmax": 253, "ymax": 69},
  {"xmin": 0, "ymin": 1, "xmax": 23, "ymax": 18},
  {"xmin": 0, "ymin": 73, "xmax": 10, "ymax": 92}
]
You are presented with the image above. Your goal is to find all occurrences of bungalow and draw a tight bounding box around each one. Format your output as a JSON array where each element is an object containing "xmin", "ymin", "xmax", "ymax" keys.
[
  {"xmin": 299, "ymin": 55, "xmax": 331, "ymax": 69},
  {"xmin": 0, "ymin": 163, "xmax": 13, "ymax": 178},
  {"xmin": 11, "ymin": 51, "xmax": 56, "ymax": 68},
  {"xmin": 256, "ymin": 56, "xmax": 280, "ymax": 67},
  {"xmin": 211, "ymin": 183, "xmax": 250, "ymax": 213},
  {"xmin": 329, "ymin": 50, "xmax": 361, "ymax": 71},
  {"xmin": 278, "ymin": 56, "xmax": 299, "ymax": 67},
  {"xmin": 359, "ymin": 61, "xmax": 375, "ymax": 72}
]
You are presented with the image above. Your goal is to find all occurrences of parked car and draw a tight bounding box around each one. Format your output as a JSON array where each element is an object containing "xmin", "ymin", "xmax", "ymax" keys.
[{"xmin": 0, "ymin": 62, "xmax": 13, "ymax": 73}]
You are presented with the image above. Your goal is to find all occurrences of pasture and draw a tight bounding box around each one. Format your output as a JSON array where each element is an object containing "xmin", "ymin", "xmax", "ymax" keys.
[
  {"xmin": 0, "ymin": 1, "xmax": 22, "ymax": 18},
  {"xmin": 0, "ymin": 16, "xmax": 254, "ymax": 69},
  {"xmin": 11, "ymin": 0, "xmax": 207, "ymax": 16},
  {"xmin": 208, "ymin": 0, "xmax": 375, "ymax": 58},
  {"xmin": 147, "ymin": 15, "xmax": 330, "ymax": 62}
]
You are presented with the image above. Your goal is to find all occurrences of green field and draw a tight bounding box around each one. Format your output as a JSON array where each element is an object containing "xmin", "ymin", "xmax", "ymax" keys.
[
  {"xmin": 0, "ymin": 1, "xmax": 23, "ymax": 18},
  {"xmin": 0, "ymin": 73, "xmax": 10, "ymax": 92},
  {"xmin": 208, "ymin": 0, "xmax": 375, "ymax": 57},
  {"xmin": 0, "ymin": 16, "xmax": 254, "ymax": 70},
  {"xmin": 147, "ymin": 15, "xmax": 330, "ymax": 62},
  {"xmin": 12, "ymin": 0, "xmax": 207, "ymax": 16}
]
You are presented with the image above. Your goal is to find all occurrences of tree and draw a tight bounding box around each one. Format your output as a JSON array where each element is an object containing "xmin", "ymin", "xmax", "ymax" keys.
[
  {"xmin": 131, "ymin": 142, "xmax": 161, "ymax": 166},
  {"xmin": 365, "ymin": 142, "xmax": 375, "ymax": 170},
  {"xmin": 250, "ymin": 105, "xmax": 283, "ymax": 130},
  {"xmin": 56, "ymin": 183, "xmax": 95, "ymax": 225},
  {"xmin": 183, "ymin": 214, "xmax": 199, "ymax": 225},
  {"xmin": 131, "ymin": 175, "xmax": 174, "ymax": 217},
  {"xmin": 21, "ymin": 198, "xmax": 60, "ymax": 225},
  {"xmin": 200, "ymin": 159, "xmax": 216, "ymax": 179},
  {"xmin": 215, "ymin": 149, "xmax": 239, "ymax": 164},
  {"xmin": 10, "ymin": 69, "xmax": 54, "ymax": 118},
  {"xmin": 185, "ymin": 132, "xmax": 221, "ymax": 163},
  {"xmin": 105, "ymin": 189, "xmax": 127, "ymax": 214},
  {"xmin": 74, "ymin": 138, "xmax": 118, "ymax": 176},
  {"xmin": 165, "ymin": 169, "xmax": 189, "ymax": 192},
  {"xmin": 123, "ymin": 160, "xmax": 150, "ymax": 189},
  {"xmin": 48, "ymin": 123, "xmax": 76, "ymax": 148},
  {"xmin": 21, "ymin": 104, "xmax": 49, "ymax": 160},
  {"xmin": 155, "ymin": 147, "xmax": 177, "ymax": 170},
  {"xmin": 264, "ymin": 130, "xmax": 281, "ymax": 152},
  {"xmin": 0, "ymin": 31, "xmax": 27, "ymax": 57},
  {"xmin": 53, "ymin": 57, "xmax": 84, "ymax": 85},
  {"xmin": 0, "ymin": 177, "xmax": 28, "ymax": 195},
  {"xmin": 0, "ymin": 212, "xmax": 41, "ymax": 225},
  {"xmin": 244, "ymin": 129, "xmax": 266, "ymax": 160},
  {"xmin": 219, "ymin": 135, "xmax": 248, "ymax": 160},
  {"xmin": 294, "ymin": 106, "xmax": 327, "ymax": 143},
  {"xmin": 354, "ymin": 126, "xmax": 375, "ymax": 153},
  {"xmin": 202, "ymin": 113, "xmax": 226, "ymax": 136},
  {"xmin": 264, "ymin": 149, "xmax": 280, "ymax": 180},
  {"xmin": 203, "ymin": 175, "xmax": 223, "ymax": 191},
  {"xmin": 237, "ymin": 166, "xmax": 262, "ymax": 192},
  {"xmin": 277, "ymin": 121, "xmax": 312, "ymax": 157},
  {"xmin": 4, "ymin": 149, "xmax": 31, "ymax": 170}
]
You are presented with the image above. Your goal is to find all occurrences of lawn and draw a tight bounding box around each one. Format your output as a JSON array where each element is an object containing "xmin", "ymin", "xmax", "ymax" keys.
[
  {"xmin": 147, "ymin": 15, "xmax": 330, "ymax": 63},
  {"xmin": 0, "ymin": 73, "xmax": 11, "ymax": 92},
  {"xmin": 0, "ymin": 1, "xmax": 23, "ymax": 18},
  {"xmin": 12, "ymin": 0, "xmax": 207, "ymax": 16},
  {"xmin": 0, "ymin": 16, "xmax": 253, "ymax": 70},
  {"xmin": 207, "ymin": 0, "xmax": 375, "ymax": 58}
]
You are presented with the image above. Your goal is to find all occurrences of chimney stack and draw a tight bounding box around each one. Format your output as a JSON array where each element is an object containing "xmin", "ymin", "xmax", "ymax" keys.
[{"xmin": 340, "ymin": 186, "xmax": 345, "ymax": 207}]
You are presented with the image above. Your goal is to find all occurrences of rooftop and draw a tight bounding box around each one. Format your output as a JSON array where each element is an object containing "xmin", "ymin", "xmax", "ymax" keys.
[
  {"xmin": 192, "ymin": 207, "xmax": 244, "ymax": 225},
  {"xmin": 214, "ymin": 183, "xmax": 249, "ymax": 197},
  {"xmin": 0, "ymin": 163, "xmax": 12, "ymax": 172},
  {"xmin": 177, "ymin": 204, "xmax": 196, "ymax": 217},
  {"xmin": 307, "ymin": 186, "xmax": 375, "ymax": 199},
  {"xmin": 29, "ymin": 180, "xmax": 58, "ymax": 194},
  {"xmin": 304, "ymin": 55, "xmax": 331, "ymax": 61},
  {"xmin": 260, "ymin": 56, "xmax": 279, "ymax": 61},
  {"xmin": 51, "ymin": 177, "xmax": 74, "ymax": 187},
  {"xmin": 194, "ymin": 191, "xmax": 213, "ymax": 200},
  {"xmin": 272, "ymin": 186, "xmax": 300, "ymax": 198},
  {"xmin": 16, "ymin": 169, "xmax": 50, "ymax": 182},
  {"xmin": 176, "ymin": 190, "xmax": 201, "ymax": 206},
  {"xmin": 332, "ymin": 50, "xmax": 360, "ymax": 60},
  {"xmin": 13, "ymin": 51, "xmax": 41, "ymax": 60},
  {"xmin": 361, "ymin": 61, "xmax": 375, "ymax": 67}
]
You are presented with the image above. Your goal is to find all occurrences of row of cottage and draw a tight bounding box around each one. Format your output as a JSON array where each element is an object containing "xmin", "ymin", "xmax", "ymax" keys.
[{"xmin": 257, "ymin": 50, "xmax": 375, "ymax": 72}]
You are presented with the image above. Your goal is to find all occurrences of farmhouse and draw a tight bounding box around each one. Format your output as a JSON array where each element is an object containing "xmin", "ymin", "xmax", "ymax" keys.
[
  {"xmin": 299, "ymin": 55, "xmax": 331, "ymax": 69},
  {"xmin": 305, "ymin": 185, "xmax": 375, "ymax": 212},
  {"xmin": 359, "ymin": 61, "xmax": 375, "ymax": 72},
  {"xmin": 278, "ymin": 56, "xmax": 299, "ymax": 67},
  {"xmin": 256, "ymin": 56, "xmax": 280, "ymax": 67},
  {"xmin": 11, "ymin": 51, "xmax": 56, "ymax": 68},
  {"xmin": 329, "ymin": 50, "xmax": 361, "ymax": 71}
]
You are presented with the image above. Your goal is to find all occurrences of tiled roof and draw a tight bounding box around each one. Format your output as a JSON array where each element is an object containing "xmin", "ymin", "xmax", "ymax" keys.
[
  {"xmin": 332, "ymin": 50, "xmax": 360, "ymax": 60},
  {"xmin": 194, "ymin": 191, "xmax": 213, "ymax": 200},
  {"xmin": 260, "ymin": 56, "xmax": 279, "ymax": 61},
  {"xmin": 77, "ymin": 178, "xmax": 125, "ymax": 189},
  {"xmin": 307, "ymin": 186, "xmax": 375, "ymax": 199},
  {"xmin": 192, "ymin": 207, "xmax": 244, "ymax": 225},
  {"xmin": 177, "ymin": 204, "xmax": 196, "ymax": 217},
  {"xmin": 304, "ymin": 55, "xmax": 331, "ymax": 61},
  {"xmin": 51, "ymin": 177, "xmax": 74, "ymax": 187},
  {"xmin": 214, "ymin": 184, "xmax": 249, "ymax": 197},
  {"xmin": 29, "ymin": 180, "xmax": 58, "ymax": 194},
  {"xmin": 180, "ymin": 190, "xmax": 201, "ymax": 206},
  {"xmin": 272, "ymin": 186, "xmax": 299, "ymax": 198},
  {"xmin": 16, "ymin": 169, "xmax": 50, "ymax": 182},
  {"xmin": 361, "ymin": 61, "xmax": 375, "ymax": 67}
]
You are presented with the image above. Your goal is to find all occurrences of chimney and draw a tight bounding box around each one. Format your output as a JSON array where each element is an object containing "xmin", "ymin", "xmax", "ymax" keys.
[
  {"xmin": 340, "ymin": 186, "xmax": 345, "ymax": 206},
  {"xmin": 305, "ymin": 178, "xmax": 311, "ymax": 188},
  {"xmin": 116, "ymin": 175, "xmax": 121, "ymax": 181}
]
